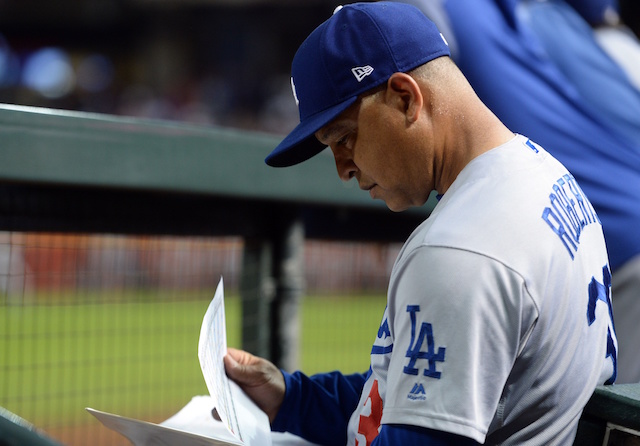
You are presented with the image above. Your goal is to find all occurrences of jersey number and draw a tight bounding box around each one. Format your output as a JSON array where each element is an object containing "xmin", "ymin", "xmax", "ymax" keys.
[
  {"xmin": 588, "ymin": 265, "xmax": 617, "ymax": 384},
  {"xmin": 356, "ymin": 380, "xmax": 383, "ymax": 446}
]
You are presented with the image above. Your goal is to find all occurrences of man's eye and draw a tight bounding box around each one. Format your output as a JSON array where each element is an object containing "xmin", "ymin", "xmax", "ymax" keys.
[{"xmin": 337, "ymin": 135, "xmax": 349, "ymax": 146}]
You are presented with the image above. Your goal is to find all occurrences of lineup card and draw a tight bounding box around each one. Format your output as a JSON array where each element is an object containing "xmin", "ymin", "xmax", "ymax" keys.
[
  {"xmin": 198, "ymin": 278, "xmax": 243, "ymax": 442},
  {"xmin": 87, "ymin": 276, "xmax": 272, "ymax": 445}
]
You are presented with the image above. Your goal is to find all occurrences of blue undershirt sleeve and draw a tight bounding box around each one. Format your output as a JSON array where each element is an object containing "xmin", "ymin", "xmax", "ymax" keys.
[{"xmin": 271, "ymin": 369, "xmax": 368, "ymax": 446}]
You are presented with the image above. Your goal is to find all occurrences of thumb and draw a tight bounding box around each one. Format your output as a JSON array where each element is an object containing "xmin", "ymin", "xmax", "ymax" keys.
[
  {"xmin": 223, "ymin": 349, "xmax": 243, "ymax": 380},
  {"xmin": 224, "ymin": 348, "xmax": 261, "ymax": 384}
]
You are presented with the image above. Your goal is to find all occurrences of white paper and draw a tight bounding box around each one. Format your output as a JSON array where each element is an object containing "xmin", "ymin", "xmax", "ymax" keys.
[
  {"xmin": 86, "ymin": 397, "xmax": 241, "ymax": 446},
  {"xmin": 197, "ymin": 277, "xmax": 271, "ymax": 446},
  {"xmin": 86, "ymin": 277, "xmax": 272, "ymax": 446},
  {"xmin": 197, "ymin": 278, "xmax": 241, "ymax": 439},
  {"xmin": 160, "ymin": 395, "xmax": 240, "ymax": 443}
]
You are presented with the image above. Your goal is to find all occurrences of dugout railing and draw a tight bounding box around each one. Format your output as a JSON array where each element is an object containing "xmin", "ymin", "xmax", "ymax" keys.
[{"xmin": 0, "ymin": 103, "xmax": 637, "ymax": 445}]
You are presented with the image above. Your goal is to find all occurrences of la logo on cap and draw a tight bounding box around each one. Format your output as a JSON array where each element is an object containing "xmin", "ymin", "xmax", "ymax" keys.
[
  {"xmin": 351, "ymin": 65, "xmax": 374, "ymax": 82},
  {"xmin": 290, "ymin": 77, "xmax": 299, "ymax": 106}
]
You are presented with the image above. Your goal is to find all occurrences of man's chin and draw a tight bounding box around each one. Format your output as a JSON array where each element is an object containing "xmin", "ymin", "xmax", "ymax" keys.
[
  {"xmin": 372, "ymin": 190, "xmax": 413, "ymax": 212},
  {"xmin": 384, "ymin": 201, "xmax": 410, "ymax": 213},
  {"xmin": 382, "ymin": 196, "xmax": 427, "ymax": 212}
]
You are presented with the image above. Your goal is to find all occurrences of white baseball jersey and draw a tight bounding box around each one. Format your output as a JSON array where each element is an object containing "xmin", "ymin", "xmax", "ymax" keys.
[{"xmin": 346, "ymin": 135, "xmax": 617, "ymax": 445}]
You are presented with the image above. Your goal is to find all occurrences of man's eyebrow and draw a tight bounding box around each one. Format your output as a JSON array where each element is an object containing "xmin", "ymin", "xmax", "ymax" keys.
[{"xmin": 317, "ymin": 122, "xmax": 349, "ymax": 145}]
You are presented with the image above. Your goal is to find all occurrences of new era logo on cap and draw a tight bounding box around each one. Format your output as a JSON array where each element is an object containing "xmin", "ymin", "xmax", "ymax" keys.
[{"xmin": 352, "ymin": 65, "xmax": 374, "ymax": 82}]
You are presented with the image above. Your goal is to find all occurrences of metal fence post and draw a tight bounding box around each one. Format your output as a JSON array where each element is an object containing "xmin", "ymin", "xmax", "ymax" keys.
[
  {"xmin": 270, "ymin": 217, "xmax": 305, "ymax": 372},
  {"xmin": 240, "ymin": 214, "xmax": 304, "ymax": 371}
]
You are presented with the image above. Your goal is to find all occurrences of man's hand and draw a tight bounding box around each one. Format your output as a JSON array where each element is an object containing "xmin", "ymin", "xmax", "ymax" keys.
[{"xmin": 224, "ymin": 347, "xmax": 286, "ymax": 423}]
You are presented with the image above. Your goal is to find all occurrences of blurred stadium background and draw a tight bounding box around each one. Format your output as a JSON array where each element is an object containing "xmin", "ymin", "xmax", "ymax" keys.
[
  {"xmin": 0, "ymin": 0, "xmax": 340, "ymax": 134},
  {"xmin": 0, "ymin": 1, "xmax": 408, "ymax": 444},
  {"xmin": 1, "ymin": 233, "xmax": 397, "ymax": 444}
]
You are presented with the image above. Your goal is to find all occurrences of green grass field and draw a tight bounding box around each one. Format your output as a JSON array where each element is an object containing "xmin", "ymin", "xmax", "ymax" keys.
[{"xmin": 0, "ymin": 291, "xmax": 386, "ymax": 429}]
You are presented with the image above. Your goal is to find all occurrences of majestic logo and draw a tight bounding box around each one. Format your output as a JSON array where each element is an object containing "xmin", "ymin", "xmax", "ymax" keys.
[
  {"xmin": 407, "ymin": 383, "xmax": 426, "ymax": 401},
  {"xmin": 290, "ymin": 77, "xmax": 299, "ymax": 106},
  {"xmin": 351, "ymin": 66, "xmax": 374, "ymax": 82}
]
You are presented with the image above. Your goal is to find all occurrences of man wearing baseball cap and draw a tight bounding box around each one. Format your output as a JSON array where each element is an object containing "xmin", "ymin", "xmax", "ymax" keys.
[{"xmin": 225, "ymin": 2, "xmax": 617, "ymax": 444}]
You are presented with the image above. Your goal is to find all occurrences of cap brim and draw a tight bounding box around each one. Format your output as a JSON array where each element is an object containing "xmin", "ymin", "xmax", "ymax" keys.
[{"xmin": 265, "ymin": 96, "xmax": 358, "ymax": 167}]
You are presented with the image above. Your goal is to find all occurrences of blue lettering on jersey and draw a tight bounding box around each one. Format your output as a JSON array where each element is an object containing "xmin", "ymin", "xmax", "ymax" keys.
[
  {"xmin": 403, "ymin": 305, "xmax": 446, "ymax": 379},
  {"xmin": 542, "ymin": 174, "xmax": 600, "ymax": 259},
  {"xmin": 587, "ymin": 265, "xmax": 613, "ymax": 326},
  {"xmin": 371, "ymin": 317, "xmax": 393, "ymax": 355},
  {"xmin": 587, "ymin": 264, "xmax": 617, "ymax": 384},
  {"xmin": 378, "ymin": 318, "xmax": 391, "ymax": 339},
  {"xmin": 371, "ymin": 345, "xmax": 393, "ymax": 355},
  {"xmin": 606, "ymin": 327, "xmax": 617, "ymax": 385}
]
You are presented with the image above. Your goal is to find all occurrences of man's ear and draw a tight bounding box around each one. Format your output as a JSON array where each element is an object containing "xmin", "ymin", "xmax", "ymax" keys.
[{"xmin": 386, "ymin": 72, "xmax": 424, "ymax": 124}]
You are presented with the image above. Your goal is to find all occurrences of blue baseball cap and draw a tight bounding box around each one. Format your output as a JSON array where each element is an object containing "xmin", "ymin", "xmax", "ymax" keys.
[{"xmin": 265, "ymin": 1, "xmax": 450, "ymax": 167}]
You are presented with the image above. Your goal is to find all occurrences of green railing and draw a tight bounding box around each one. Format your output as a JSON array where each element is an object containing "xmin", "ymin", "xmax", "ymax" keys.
[{"xmin": 0, "ymin": 103, "xmax": 431, "ymax": 240}]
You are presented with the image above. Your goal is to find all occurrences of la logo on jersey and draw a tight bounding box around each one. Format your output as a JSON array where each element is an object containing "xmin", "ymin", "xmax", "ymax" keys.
[{"xmin": 403, "ymin": 305, "xmax": 446, "ymax": 378}]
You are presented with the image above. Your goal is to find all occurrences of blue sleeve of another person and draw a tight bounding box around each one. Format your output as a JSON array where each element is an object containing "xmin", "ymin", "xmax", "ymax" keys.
[
  {"xmin": 522, "ymin": 0, "xmax": 640, "ymax": 145},
  {"xmin": 440, "ymin": 0, "xmax": 640, "ymax": 273}
]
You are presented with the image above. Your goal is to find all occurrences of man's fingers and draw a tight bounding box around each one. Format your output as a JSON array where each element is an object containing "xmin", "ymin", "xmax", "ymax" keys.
[{"xmin": 224, "ymin": 348, "xmax": 264, "ymax": 385}]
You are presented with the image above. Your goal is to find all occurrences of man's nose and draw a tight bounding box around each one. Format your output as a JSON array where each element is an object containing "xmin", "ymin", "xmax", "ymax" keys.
[{"xmin": 334, "ymin": 153, "xmax": 357, "ymax": 182}]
